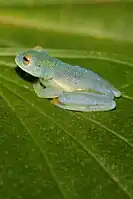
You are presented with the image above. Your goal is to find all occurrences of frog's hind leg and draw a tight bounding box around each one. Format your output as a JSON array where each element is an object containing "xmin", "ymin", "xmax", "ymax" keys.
[
  {"xmin": 51, "ymin": 92, "xmax": 116, "ymax": 112},
  {"xmin": 33, "ymin": 81, "xmax": 63, "ymax": 98},
  {"xmin": 51, "ymin": 98, "xmax": 91, "ymax": 112}
]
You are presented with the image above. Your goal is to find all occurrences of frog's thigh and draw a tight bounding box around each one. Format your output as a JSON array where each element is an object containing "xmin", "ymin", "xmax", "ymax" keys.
[
  {"xmin": 52, "ymin": 92, "xmax": 116, "ymax": 112},
  {"xmin": 33, "ymin": 81, "xmax": 63, "ymax": 98}
]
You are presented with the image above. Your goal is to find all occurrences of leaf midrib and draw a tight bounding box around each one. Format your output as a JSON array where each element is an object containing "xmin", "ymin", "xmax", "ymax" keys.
[{"xmin": 1, "ymin": 49, "xmax": 133, "ymax": 69}]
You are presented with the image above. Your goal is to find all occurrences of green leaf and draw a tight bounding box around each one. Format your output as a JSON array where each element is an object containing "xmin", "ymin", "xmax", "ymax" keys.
[{"xmin": 0, "ymin": 2, "xmax": 133, "ymax": 199}]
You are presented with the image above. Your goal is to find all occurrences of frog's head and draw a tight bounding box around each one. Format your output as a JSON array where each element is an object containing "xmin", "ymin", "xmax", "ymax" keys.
[{"xmin": 15, "ymin": 49, "xmax": 47, "ymax": 78}]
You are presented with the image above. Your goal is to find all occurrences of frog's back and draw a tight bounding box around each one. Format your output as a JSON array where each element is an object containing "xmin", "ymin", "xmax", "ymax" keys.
[
  {"xmin": 40, "ymin": 54, "xmax": 120, "ymax": 97},
  {"xmin": 52, "ymin": 61, "xmax": 114, "ymax": 94}
]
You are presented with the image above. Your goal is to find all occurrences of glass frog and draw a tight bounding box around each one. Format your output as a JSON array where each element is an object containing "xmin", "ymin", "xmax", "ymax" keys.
[{"xmin": 15, "ymin": 47, "xmax": 121, "ymax": 112}]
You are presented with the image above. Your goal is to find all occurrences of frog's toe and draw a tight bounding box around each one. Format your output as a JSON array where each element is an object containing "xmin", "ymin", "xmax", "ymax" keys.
[
  {"xmin": 33, "ymin": 46, "xmax": 43, "ymax": 50},
  {"xmin": 51, "ymin": 98, "xmax": 60, "ymax": 105},
  {"xmin": 112, "ymin": 88, "xmax": 121, "ymax": 98},
  {"xmin": 110, "ymin": 100, "xmax": 116, "ymax": 109}
]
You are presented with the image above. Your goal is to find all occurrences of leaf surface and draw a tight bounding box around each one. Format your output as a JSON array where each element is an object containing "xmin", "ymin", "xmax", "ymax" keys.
[{"xmin": 0, "ymin": 2, "xmax": 133, "ymax": 199}]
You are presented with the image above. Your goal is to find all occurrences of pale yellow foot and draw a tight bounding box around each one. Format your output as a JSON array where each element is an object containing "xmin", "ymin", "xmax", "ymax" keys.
[{"xmin": 51, "ymin": 98, "xmax": 61, "ymax": 105}]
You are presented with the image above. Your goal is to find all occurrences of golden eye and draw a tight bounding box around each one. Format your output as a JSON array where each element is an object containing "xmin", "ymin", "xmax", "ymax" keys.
[{"xmin": 23, "ymin": 54, "xmax": 31, "ymax": 65}]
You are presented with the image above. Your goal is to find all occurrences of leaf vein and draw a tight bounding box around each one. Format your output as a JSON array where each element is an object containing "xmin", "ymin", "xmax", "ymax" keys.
[
  {"xmin": 0, "ymin": 86, "xmax": 68, "ymax": 199},
  {"xmin": 78, "ymin": 113, "xmax": 133, "ymax": 148},
  {"xmin": 0, "ymin": 81, "xmax": 132, "ymax": 198},
  {"xmin": 1, "ymin": 74, "xmax": 133, "ymax": 148}
]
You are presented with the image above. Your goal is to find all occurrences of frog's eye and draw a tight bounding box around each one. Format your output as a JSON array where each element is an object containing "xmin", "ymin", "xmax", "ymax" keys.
[{"xmin": 23, "ymin": 54, "xmax": 31, "ymax": 65}]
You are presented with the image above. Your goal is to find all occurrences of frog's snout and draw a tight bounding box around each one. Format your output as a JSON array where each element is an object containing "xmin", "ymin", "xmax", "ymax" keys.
[
  {"xmin": 15, "ymin": 53, "xmax": 25, "ymax": 68},
  {"xmin": 15, "ymin": 55, "xmax": 19, "ymax": 66}
]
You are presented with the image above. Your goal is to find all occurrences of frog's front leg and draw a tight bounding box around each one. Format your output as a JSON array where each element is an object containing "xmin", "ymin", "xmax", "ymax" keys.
[
  {"xmin": 33, "ymin": 81, "xmax": 63, "ymax": 98},
  {"xmin": 51, "ymin": 92, "xmax": 116, "ymax": 112}
]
